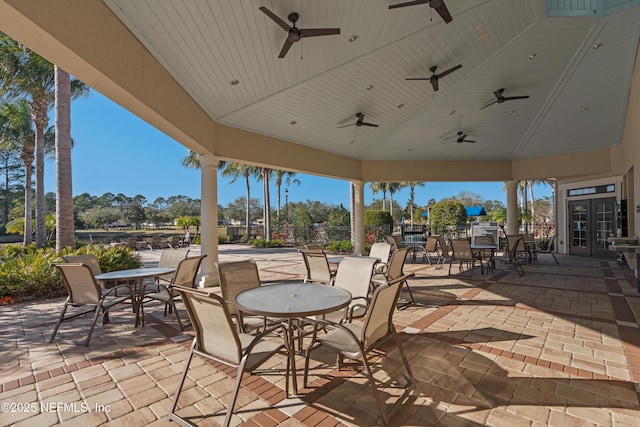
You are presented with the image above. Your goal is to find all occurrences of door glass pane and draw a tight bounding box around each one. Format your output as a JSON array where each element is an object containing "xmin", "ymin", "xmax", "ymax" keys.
[
  {"xmin": 572, "ymin": 204, "xmax": 587, "ymax": 248},
  {"xmin": 594, "ymin": 200, "xmax": 614, "ymax": 250}
]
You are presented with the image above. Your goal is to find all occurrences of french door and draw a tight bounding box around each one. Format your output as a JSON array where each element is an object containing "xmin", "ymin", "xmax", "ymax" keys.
[{"xmin": 568, "ymin": 198, "xmax": 616, "ymax": 258}]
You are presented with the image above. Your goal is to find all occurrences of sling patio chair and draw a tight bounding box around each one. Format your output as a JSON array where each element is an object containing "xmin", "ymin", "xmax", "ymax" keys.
[
  {"xmin": 169, "ymin": 286, "xmax": 286, "ymax": 427},
  {"xmin": 302, "ymin": 275, "xmax": 415, "ymax": 426},
  {"xmin": 50, "ymin": 263, "xmax": 132, "ymax": 346},
  {"xmin": 216, "ymin": 259, "xmax": 272, "ymax": 333},
  {"xmin": 506, "ymin": 234, "xmax": 531, "ymax": 263},
  {"xmin": 532, "ymin": 234, "xmax": 559, "ymax": 265},
  {"xmin": 150, "ymin": 235, "xmax": 171, "ymax": 249},
  {"xmin": 155, "ymin": 248, "xmax": 191, "ymax": 286},
  {"xmin": 139, "ymin": 255, "xmax": 206, "ymax": 331},
  {"xmin": 424, "ymin": 235, "xmax": 444, "ymax": 267},
  {"xmin": 449, "ymin": 239, "xmax": 483, "ymax": 276},
  {"xmin": 63, "ymin": 254, "xmax": 112, "ymax": 292},
  {"xmin": 167, "ymin": 235, "xmax": 183, "ymax": 248},
  {"xmin": 508, "ymin": 236, "xmax": 526, "ymax": 276},
  {"xmin": 372, "ymin": 248, "xmax": 416, "ymax": 307},
  {"xmin": 300, "ymin": 249, "xmax": 336, "ymax": 285},
  {"xmin": 328, "ymin": 256, "xmax": 378, "ymax": 322},
  {"xmin": 369, "ymin": 242, "xmax": 392, "ymax": 273}
]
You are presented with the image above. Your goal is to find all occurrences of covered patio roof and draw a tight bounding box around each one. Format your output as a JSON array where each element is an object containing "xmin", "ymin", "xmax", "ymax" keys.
[{"xmin": 1, "ymin": 0, "xmax": 638, "ymax": 183}]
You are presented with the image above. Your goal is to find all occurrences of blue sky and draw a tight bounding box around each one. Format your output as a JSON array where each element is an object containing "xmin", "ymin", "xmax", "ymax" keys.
[{"xmin": 44, "ymin": 91, "xmax": 553, "ymax": 208}]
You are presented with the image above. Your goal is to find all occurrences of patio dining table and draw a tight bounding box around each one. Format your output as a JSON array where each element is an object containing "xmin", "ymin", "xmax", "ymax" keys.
[
  {"xmin": 470, "ymin": 244, "xmax": 497, "ymax": 272},
  {"xmin": 236, "ymin": 283, "xmax": 351, "ymax": 397},
  {"xmin": 95, "ymin": 267, "xmax": 176, "ymax": 327}
]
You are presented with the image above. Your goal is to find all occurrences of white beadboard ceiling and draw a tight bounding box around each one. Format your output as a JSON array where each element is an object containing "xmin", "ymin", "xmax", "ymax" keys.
[{"xmin": 103, "ymin": 0, "xmax": 640, "ymax": 162}]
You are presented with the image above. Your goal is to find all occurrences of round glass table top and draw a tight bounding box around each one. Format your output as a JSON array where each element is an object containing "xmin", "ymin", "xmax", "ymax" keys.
[
  {"xmin": 95, "ymin": 267, "xmax": 175, "ymax": 281},
  {"xmin": 235, "ymin": 283, "xmax": 351, "ymax": 317}
]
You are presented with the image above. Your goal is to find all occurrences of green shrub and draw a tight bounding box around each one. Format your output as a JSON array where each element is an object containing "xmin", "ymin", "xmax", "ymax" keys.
[
  {"xmin": 251, "ymin": 238, "xmax": 285, "ymax": 248},
  {"xmin": 0, "ymin": 244, "xmax": 142, "ymax": 300},
  {"xmin": 326, "ymin": 240, "xmax": 353, "ymax": 253},
  {"xmin": 219, "ymin": 235, "xmax": 230, "ymax": 244},
  {"xmin": 364, "ymin": 210, "xmax": 393, "ymax": 242},
  {"xmin": 429, "ymin": 200, "xmax": 467, "ymax": 228}
]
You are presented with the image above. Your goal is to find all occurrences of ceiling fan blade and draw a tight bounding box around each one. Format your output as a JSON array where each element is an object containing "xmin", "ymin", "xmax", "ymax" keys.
[
  {"xmin": 389, "ymin": 0, "xmax": 429, "ymax": 9},
  {"xmin": 362, "ymin": 122, "xmax": 379, "ymax": 127},
  {"xmin": 338, "ymin": 123, "xmax": 355, "ymax": 129},
  {"xmin": 480, "ymin": 100, "xmax": 498, "ymax": 110},
  {"xmin": 405, "ymin": 77, "xmax": 429, "ymax": 81},
  {"xmin": 259, "ymin": 7, "xmax": 291, "ymax": 31},
  {"xmin": 278, "ymin": 39, "xmax": 295, "ymax": 58},
  {"xmin": 465, "ymin": 140, "xmax": 477, "ymax": 143},
  {"xmin": 301, "ymin": 28, "xmax": 340, "ymax": 38},
  {"xmin": 432, "ymin": 0, "xmax": 453, "ymax": 23},
  {"xmin": 436, "ymin": 64, "xmax": 462, "ymax": 79},
  {"xmin": 431, "ymin": 78, "xmax": 439, "ymax": 92},
  {"xmin": 504, "ymin": 95, "xmax": 530, "ymax": 101}
]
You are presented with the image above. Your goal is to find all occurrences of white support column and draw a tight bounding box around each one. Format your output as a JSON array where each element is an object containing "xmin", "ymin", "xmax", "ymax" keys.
[
  {"xmin": 506, "ymin": 180, "xmax": 519, "ymax": 235},
  {"xmin": 353, "ymin": 180, "xmax": 365, "ymax": 255},
  {"xmin": 198, "ymin": 154, "xmax": 220, "ymax": 287}
]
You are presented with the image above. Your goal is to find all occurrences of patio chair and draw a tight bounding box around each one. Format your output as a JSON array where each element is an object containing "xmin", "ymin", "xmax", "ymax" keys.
[
  {"xmin": 304, "ymin": 244, "xmax": 324, "ymax": 252},
  {"xmin": 216, "ymin": 259, "xmax": 270, "ymax": 333},
  {"xmin": 300, "ymin": 249, "xmax": 335, "ymax": 285},
  {"xmin": 303, "ymin": 275, "xmax": 415, "ymax": 426},
  {"xmin": 385, "ymin": 235, "xmax": 399, "ymax": 252},
  {"xmin": 506, "ymin": 234, "xmax": 530, "ymax": 263},
  {"xmin": 62, "ymin": 254, "xmax": 110, "ymax": 291},
  {"xmin": 181, "ymin": 231, "xmax": 191, "ymax": 247},
  {"xmin": 330, "ymin": 256, "xmax": 378, "ymax": 322},
  {"xmin": 372, "ymin": 248, "xmax": 416, "ymax": 307},
  {"xmin": 369, "ymin": 242, "xmax": 392, "ymax": 273},
  {"xmin": 532, "ymin": 234, "xmax": 559, "ymax": 265},
  {"xmin": 508, "ymin": 237, "xmax": 526, "ymax": 276},
  {"xmin": 424, "ymin": 235, "xmax": 443, "ymax": 267},
  {"xmin": 150, "ymin": 235, "xmax": 171, "ymax": 249},
  {"xmin": 50, "ymin": 263, "xmax": 132, "ymax": 346},
  {"xmin": 139, "ymin": 255, "xmax": 206, "ymax": 331},
  {"xmin": 168, "ymin": 235, "xmax": 182, "ymax": 248},
  {"xmin": 436, "ymin": 235, "xmax": 452, "ymax": 268},
  {"xmin": 449, "ymin": 239, "xmax": 483, "ymax": 276},
  {"xmin": 169, "ymin": 286, "xmax": 285, "ymax": 427},
  {"xmin": 155, "ymin": 248, "xmax": 190, "ymax": 286}
]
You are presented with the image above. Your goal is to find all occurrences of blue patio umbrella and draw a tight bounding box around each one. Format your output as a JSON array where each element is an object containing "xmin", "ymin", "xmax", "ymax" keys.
[
  {"xmin": 465, "ymin": 206, "xmax": 487, "ymax": 216},
  {"xmin": 422, "ymin": 211, "xmax": 429, "ymax": 218}
]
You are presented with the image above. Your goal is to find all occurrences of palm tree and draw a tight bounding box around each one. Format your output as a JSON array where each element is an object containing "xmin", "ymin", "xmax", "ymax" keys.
[
  {"xmin": 258, "ymin": 167, "xmax": 272, "ymax": 241},
  {"xmin": 387, "ymin": 182, "xmax": 405, "ymax": 217},
  {"xmin": 0, "ymin": 100, "xmax": 34, "ymax": 245},
  {"xmin": 0, "ymin": 33, "xmax": 87, "ymax": 247},
  {"xmin": 405, "ymin": 181, "xmax": 426, "ymax": 223},
  {"xmin": 274, "ymin": 170, "xmax": 300, "ymax": 224},
  {"xmin": 222, "ymin": 163, "xmax": 258, "ymax": 243},
  {"xmin": 370, "ymin": 182, "xmax": 389, "ymax": 211},
  {"xmin": 54, "ymin": 66, "xmax": 73, "ymax": 250}
]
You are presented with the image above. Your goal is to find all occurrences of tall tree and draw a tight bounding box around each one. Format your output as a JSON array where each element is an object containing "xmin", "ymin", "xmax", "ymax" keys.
[
  {"xmin": 221, "ymin": 163, "xmax": 257, "ymax": 243},
  {"xmin": 54, "ymin": 66, "xmax": 73, "ymax": 250},
  {"xmin": 387, "ymin": 182, "xmax": 404, "ymax": 217},
  {"xmin": 370, "ymin": 182, "xmax": 389, "ymax": 211},
  {"xmin": 259, "ymin": 167, "xmax": 272, "ymax": 241},
  {"xmin": 405, "ymin": 181, "xmax": 425, "ymax": 224},
  {"xmin": 0, "ymin": 100, "xmax": 34, "ymax": 245},
  {"xmin": 0, "ymin": 34, "xmax": 87, "ymax": 247},
  {"xmin": 274, "ymin": 169, "xmax": 300, "ymax": 224}
]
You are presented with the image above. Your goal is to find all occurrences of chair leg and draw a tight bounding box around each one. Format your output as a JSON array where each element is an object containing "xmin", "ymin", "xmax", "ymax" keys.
[
  {"xmin": 551, "ymin": 252, "xmax": 559, "ymax": 265},
  {"xmin": 49, "ymin": 300, "xmax": 70, "ymax": 343},
  {"xmin": 403, "ymin": 280, "xmax": 415, "ymax": 306},
  {"xmin": 84, "ymin": 303, "xmax": 104, "ymax": 346},
  {"xmin": 169, "ymin": 340, "xmax": 196, "ymax": 425},
  {"xmin": 169, "ymin": 298, "xmax": 184, "ymax": 331},
  {"xmin": 223, "ymin": 362, "xmax": 246, "ymax": 427}
]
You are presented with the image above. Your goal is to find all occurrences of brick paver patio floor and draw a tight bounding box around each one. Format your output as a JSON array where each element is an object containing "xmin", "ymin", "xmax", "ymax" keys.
[{"xmin": 1, "ymin": 244, "xmax": 639, "ymax": 426}]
